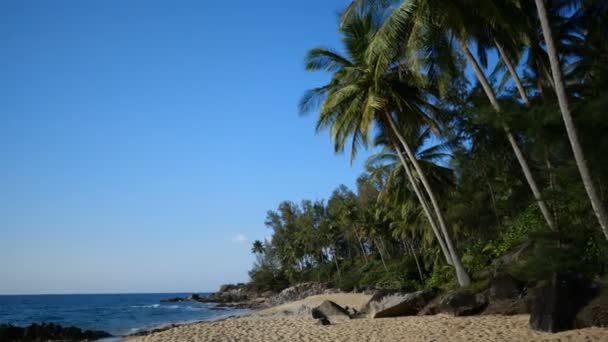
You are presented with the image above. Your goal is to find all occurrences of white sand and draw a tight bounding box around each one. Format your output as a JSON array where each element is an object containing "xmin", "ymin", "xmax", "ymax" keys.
[{"xmin": 125, "ymin": 293, "xmax": 608, "ymax": 342}]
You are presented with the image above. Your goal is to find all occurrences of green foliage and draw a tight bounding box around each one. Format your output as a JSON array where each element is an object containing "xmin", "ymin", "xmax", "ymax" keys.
[
  {"xmin": 248, "ymin": 1, "xmax": 608, "ymax": 294},
  {"xmin": 425, "ymin": 264, "xmax": 455, "ymax": 289},
  {"xmin": 461, "ymin": 206, "xmax": 547, "ymax": 274}
]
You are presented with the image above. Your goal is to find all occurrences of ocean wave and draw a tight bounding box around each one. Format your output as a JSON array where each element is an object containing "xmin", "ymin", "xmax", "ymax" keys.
[{"xmin": 129, "ymin": 304, "xmax": 206, "ymax": 311}]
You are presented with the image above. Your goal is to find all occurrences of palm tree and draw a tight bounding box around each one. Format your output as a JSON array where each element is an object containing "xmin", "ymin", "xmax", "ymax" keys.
[
  {"xmin": 300, "ymin": 13, "xmax": 471, "ymax": 285},
  {"xmin": 343, "ymin": 0, "xmax": 557, "ymax": 232},
  {"xmin": 251, "ymin": 240, "xmax": 265, "ymax": 254},
  {"xmin": 533, "ymin": 0, "xmax": 608, "ymax": 240},
  {"xmin": 368, "ymin": 125, "xmax": 456, "ymax": 267}
]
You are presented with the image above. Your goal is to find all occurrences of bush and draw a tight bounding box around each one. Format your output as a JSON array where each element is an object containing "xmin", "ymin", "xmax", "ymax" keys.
[{"xmin": 425, "ymin": 264, "xmax": 455, "ymax": 288}]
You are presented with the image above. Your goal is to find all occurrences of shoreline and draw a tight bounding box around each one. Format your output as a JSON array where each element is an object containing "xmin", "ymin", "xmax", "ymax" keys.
[{"xmin": 123, "ymin": 292, "xmax": 608, "ymax": 342}]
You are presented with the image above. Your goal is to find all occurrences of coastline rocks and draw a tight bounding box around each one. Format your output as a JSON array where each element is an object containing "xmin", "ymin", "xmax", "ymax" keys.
[
  {"xmin": 576, "ymin": 289, "xmax": 608, "ymax": 328},
  {"xmin": 439, "ymin": 290, "xmax": 488, "ymax": 316},
  {"xmin": 365, "ymin": 288, "xmax": 438, "ymax": 319},
  {"xmin": 160, "ymin": 283, "xmax": 268, "ymax": 308},
  {"xmin": 0, "ymin": 323, "xmax": 112, "ymax": 341},
  {"xmin": 267, "ymin": 282, "xmax": 336, "ymax": 306},
  {"xmin": 529, "ymin": 272, "xmax": 598, "ymax": 333},
  {"xmin": 311, "ymin": 300, "xmax": 351, "ymax": 325},
  {"xmin": 160, "ymin": 297, "xmax": 185, "ymax": 303},
  {"xmin": 482, "ymin": 273, "xmax": 533, "ymax": 316},
  {"xmin": 489, "ymin": 273, "xmax": 523, "ymax": 301}
]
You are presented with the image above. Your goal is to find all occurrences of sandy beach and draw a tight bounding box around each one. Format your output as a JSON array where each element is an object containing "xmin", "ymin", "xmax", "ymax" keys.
[{"xmin": 125, "ymin": 294, "xmax": 608, "ymax": 342}]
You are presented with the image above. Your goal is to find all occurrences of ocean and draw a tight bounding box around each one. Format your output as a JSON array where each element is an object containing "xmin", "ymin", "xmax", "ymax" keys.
[{"xmin": 0, "ymin": 293, "xmax": 249, "ymax": 337}]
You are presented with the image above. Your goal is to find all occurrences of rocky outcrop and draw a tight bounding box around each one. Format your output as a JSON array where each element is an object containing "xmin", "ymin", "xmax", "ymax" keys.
[
  {"xmin": 529, "ymin": 272, "xmax": 599, "ymax": 333},
  {"xmin": 160, "ymin": 283, "xmax": 270, "ymax": 309},
  {"xmin": 267, "ymin": 282, "xmax": 337, "ymax": 306},
  {"xmin": 482, "ymin": 273, "xmax": 534, "ymax": 316},
  {"xmin": 363, "ymin": 288, "xmax": 438, "ymax": 318},
  {"xmin": 160, "ymin": 296, "xmax": 185, "ymax": 303},
  {"xmin": 488, "ymin": 273, "xmax": 523, "ymax": 301},
  {"xmin": 0, "ymin": 323, "xmax": 112, "ymax": 341},
  {"xmin": 311, "ymin": 300, "xmax": 351, "ymax": 325},
  {"xmin": 576, "ymin": 289, "xmax": 608, "ymax": 328},
  {"xmin": 439, "ymin": 290, "xmax": 488, "ymax": 316}
]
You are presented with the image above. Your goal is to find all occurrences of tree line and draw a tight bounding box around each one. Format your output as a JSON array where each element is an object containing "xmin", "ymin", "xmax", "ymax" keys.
[{"xmin": 249, "ymin": 0, "xmax": 608, "ymax": 292}]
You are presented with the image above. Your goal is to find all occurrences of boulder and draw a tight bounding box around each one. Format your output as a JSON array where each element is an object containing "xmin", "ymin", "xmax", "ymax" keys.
[
  {"xmin": 576, "ymin": 289, "xmax": 608, "ymax": 328},
  {"xmin": 529, "ymin": 271, "xmax": 599, "ymax": 333},
  {"xmin": 489, "ymin": 273, "xmax": 523, "ymax": 301},
  {"xmin": 0, "ymin": 323, "xmax": 112, "ymax": 341},
  {"xmin": 160, "ymin": 297, "xmax": 185, "ymax": 303},
  {"xmin": 482, "ymin": 274, "xmax": 530, "ymax": 316},
  {"xmin": 267, "ymin": 282, "xmax": 336, "ymax": 306},
  {"xmin": 365, "ymin": 288, "xmax": 438, "ymax": 318},
  {"xmin": 311, "ymin": 300, "xmax": 351, "ymax": 325},
  {"xmin": 439, "ymin": 290, "xmax": 488, "ymax": 316}
]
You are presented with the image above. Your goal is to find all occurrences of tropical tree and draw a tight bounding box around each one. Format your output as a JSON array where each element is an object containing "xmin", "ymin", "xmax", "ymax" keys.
[
  {"xmin": 300, "ymin": 12, "xmax": 471, "ymax": 285},
  {"xmin": 533, "ymin": 0, "xmax": 608, "ymax": 240},
  {"xmin": 251, "ymin": 240, "xmax": 265, "ymax": 254}
]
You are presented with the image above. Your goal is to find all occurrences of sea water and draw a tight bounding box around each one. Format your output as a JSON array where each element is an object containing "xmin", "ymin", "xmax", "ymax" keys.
[{"xmin": 0, "ymin": 293, "xmax": 249, "ymax": 337}]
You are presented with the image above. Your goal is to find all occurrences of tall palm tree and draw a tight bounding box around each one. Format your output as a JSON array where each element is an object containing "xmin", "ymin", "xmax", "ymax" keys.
[
  {"xmin": 533, "ymin": 0, "xmax": 608, "ymax": 240},
  {"xmin": 343, "ymin": 0, "xmax": 557, "ymax": 231},
  {"xmin": 368, "ymin": 125, "xmax": 456, "ymax": 266},
  {"xmin": 300, "ymin": 13, "xmax": 471, "ymax": 285}
]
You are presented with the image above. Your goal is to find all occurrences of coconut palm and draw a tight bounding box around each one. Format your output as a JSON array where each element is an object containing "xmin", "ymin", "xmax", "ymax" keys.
[
  {"xmin": 251, "ymin": 240, "xmax": 265, "ymax": 255},
  {"xmin": 342, "ymin": 0, "xmax": 558, "ymax": 232},
  {"xmin": 533, "ymin": 0, "xmax": 608, "ymax": 240},
  {"xmin": 300, "ymin": 13, "xmax": 471, "ymax": 285}
]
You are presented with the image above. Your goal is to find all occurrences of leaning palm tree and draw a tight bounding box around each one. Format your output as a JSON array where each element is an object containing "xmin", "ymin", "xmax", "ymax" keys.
[
  {"xmin": 343, "ymin": 0, "xmax": 558, "ymax": 232},
  {"xmin": 533, "ymin": 0, "xmax": 608, "ymax": 240},
  {"xmin": 300, "ymin": 13, "xmax": 471, "ymax": 285},
  {"xmin": 368, "ymin": 125, "xmax": 456, "ymax": 266}
]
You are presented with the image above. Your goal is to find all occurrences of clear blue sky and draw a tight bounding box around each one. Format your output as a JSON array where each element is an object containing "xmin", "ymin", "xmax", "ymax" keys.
[{"xmin": 0, "ymin": 0, "xmax": 370, "ymax": 294}]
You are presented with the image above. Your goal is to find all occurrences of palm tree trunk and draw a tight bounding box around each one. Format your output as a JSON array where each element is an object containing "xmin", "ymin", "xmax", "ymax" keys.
[
  {"xmin": 355, "ymin": 230, "xmax": 369, "ymax": 264},
  {"xmin": 380, "ymin": 238, "xmax": 391, "ymax": 259},
  {"xmin": 385, "ymin": 112, "xmax": 471, "ymax": 286},
  {"xmin": 391, "ymin": 141, "xmax": 454, "ymax": 265},
  {"xmin": 533, "ymin": 0, "xmax": 608, "ymax": 241},
  {"xmin": 406, "ymin": 240, "xmax": 424, "ymax": 283},
  {"xmin": 487, "ymin": 179, "xmax": 501, "ymax": 227},
  {"xmin": 458, "ymin": 38, "xmax": 557, "ymax": 232},
  {"xmin": 495, "ymin": 40, "xmax": 531, "ymax": 106},
  {"xmin": 375, "ymin": 238, "xmax": 389, "ymax": 273},
  {"xmin": 333, "ymin": 245, "xmax": 341, "ymax": 280}
]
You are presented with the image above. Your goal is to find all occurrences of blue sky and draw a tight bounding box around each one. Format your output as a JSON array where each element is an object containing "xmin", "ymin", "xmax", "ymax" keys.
[{"xmin": 0, "ymin": 0, "xmax": 369, "ymax": 294}]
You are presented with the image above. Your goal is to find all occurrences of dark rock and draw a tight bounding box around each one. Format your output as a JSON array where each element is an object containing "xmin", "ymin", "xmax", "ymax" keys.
[
  {"xmin": 316, "ymin": 317, "xmax": 331, "ymax": 325},
  {"xmin": 439, "ymin": 290, "xmax": 488, "ymax": 316},
  {"xmin": 576, "ymin": 289, "xmax": 608, "ymax": 328},
  {"xmin": 489, "ymin": 273, "xmax": 523, "ymax": 301},
  {"xmin": 311, "ymin": 300, "xmax": 351, "ymax": 325},
  {"xmin": 0, "ymin": 323, "xmax": 112, "ymax": 341},
  {"xmin": 483, "ymin": 281, "xmax": 539, "ymax": 316},
  {"xmin": 529, "ymin": 271, "xmax": 599, "ymax": 333},
  {"xmin": 267, "ymin": 282, "xmax": 336, "ymax": 306},
  {"xmin": 160, "ymin": 297, "xmax": 185, "ymax": 303},
  {"xmin": 365, "ymin": 288, "xmax": 438, "ymax": 318}
]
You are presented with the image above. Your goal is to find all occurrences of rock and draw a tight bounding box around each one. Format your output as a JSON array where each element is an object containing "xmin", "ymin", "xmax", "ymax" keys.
[
  {"xmin": 160, "ymin": 297, "xmax": 185, "ymax": 303},
  {"xmin": 186, "ymin": 294, "xmax": 204, "ymax": 301},
  {"xmin": 576, "ymin": 289, "xmax": 608, "ymax": 328},
  {"xmin": 529, "ymin": 271, "xmax": 599, "ymax": 333},
  {"xmin": 365, "ymin": 288, "xmax": 438, "ymax": 318},
  {"xmin": 439, "ymin": 290, "xmax": 488, "ymax": 316},
  {"xmin": 267, "ymin": 282, "xmax": 336, "ymax": 306},
  {"xmin": 0, "ymin": 323, "xmax": 112, "ymax": 341},
  {"xmin": 311, "ymin": 300, "xmax": 351, "ymax": 325},
  {"xmin": 489, "ymin": 273, "xmax": 523, "ymax": 301}
]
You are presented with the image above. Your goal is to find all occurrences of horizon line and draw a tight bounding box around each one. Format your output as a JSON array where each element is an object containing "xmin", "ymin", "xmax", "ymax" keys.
[{"xmin": 0, "ymin": 290, "xmax": 214, "ymax": 296}]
